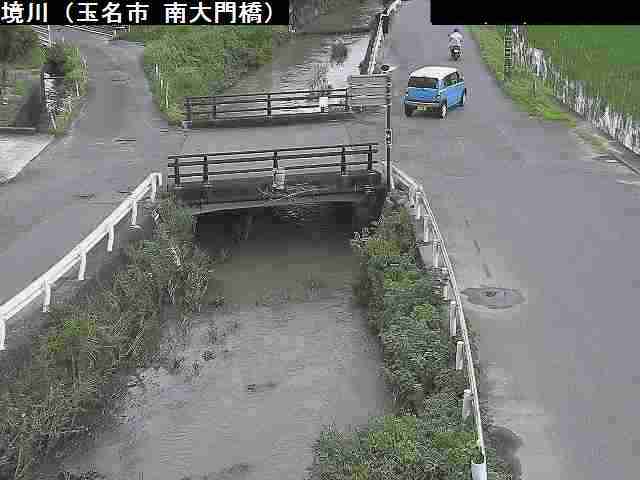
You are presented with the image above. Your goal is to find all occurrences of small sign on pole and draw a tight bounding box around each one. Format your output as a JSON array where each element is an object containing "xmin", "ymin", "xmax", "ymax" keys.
[{"xmin": 385, "ymin": 128, "xmax": 393, "ymax": 147}]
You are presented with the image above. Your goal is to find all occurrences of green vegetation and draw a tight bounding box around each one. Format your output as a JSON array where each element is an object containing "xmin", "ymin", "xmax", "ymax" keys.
[
  {"xmin": 469, "ymin": 25, "xmax": 575, "ymax": 124},
  {"xmin": 523, "ymin": 26, "xmax": 640, "ymax": 119},
  {"xmin": 308, "ymin": 202, "xmax": 513, "ymax": 479},
  {"xmin": 118, "ymin": 26, "xmax": 291, "ymax": 124},
  {"xmin": 46, "ymin": 42, "xmax": 89, "ymax": 136},
  {"xmin": 0, "ymin": 26, "xmax": 44, "ymax": 127},
  {"xmin": 0, "ymin": 197, "xmax": 215, "ymax": 479}
]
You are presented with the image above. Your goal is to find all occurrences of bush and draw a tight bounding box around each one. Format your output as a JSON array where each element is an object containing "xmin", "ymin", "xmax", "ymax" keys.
[{"xmin": 0, "ymin": 197, "xmax": 215, "ymax": 478}]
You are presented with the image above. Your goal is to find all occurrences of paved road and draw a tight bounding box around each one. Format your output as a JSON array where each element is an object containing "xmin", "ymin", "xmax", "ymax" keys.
[{"xmin": 382, "ymin": 1, "xmax": 640, "ymax": 479}]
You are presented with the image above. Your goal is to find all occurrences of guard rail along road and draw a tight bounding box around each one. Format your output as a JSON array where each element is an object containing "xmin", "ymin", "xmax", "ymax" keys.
[
  {"xmin": 390, "ymin": 165, "xmax": 487, "ymax": 469},
  {"xmin": 0, "ymin": 172, "xmax": 163, "ymax": 351}
]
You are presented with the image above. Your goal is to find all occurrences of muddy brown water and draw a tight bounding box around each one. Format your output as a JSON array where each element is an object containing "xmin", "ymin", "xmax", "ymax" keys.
[{"xmin": 42, "ymin": 204, "xmax": 391, "ymax": 480}]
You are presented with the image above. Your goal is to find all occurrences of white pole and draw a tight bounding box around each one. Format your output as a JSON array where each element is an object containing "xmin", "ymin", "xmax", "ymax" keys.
[
  {"xmin": 150, "ymin": 177, "xmax": 157, "ymax": 202},
  {"xmin": 77, "ymin": 248, "xmax": 87, "ymax": 281},
  {"xmin": 0, "ymin": 315, "xmax": 6, "ymax": 350},
  {"xmin": 462, "ymin": 389, "xmax": 472, "ymax": 419},
  {"xmin": 456, "ymin": 341, "xmax": 464, "ymax": 370},
  {"xmin": 130, "ymin": 200, "xmax": 138, "ymax": 226},
  {"xmin": 43, "ymin": 279, "xmax": 51, "ymax": 312},
  {"xmin": 423, "ymin": 217, "xmax": 430, "ymax": 243},
  {"xmin": 165, "ymin": 81, "xmax": 169, "ymax": 108},
  {"xmin": 432, "ymin": 239, "xmax": 440, "ymax": 268},
  {"xmin": 449, "ymin": 300, "xmax": 457, "ymax": 337},
  {"xmin": 107, "ymin": 224, "xmax": 115, "ymax": 252},
  {"xmin": 75, "ymin": 79, "xmax": 79, "ymax": 96}
]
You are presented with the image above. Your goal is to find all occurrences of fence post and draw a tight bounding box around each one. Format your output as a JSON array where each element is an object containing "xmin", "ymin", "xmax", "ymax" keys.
[
  {"xmin": 432, "ymin": 239, "xmax": 440, "ymax": 268},
  {"xmin": 415, "ymin": 193, "xmax": 422, "ymax": 219},
  {"xmin": 77, "ymin": 247, "xmax": 87, "ymax": 280},
  {"xmin": 267, "ymin": 94, "xmax": 272, "ymax": 117},
  {"xmin": 43, "ymin": 278, "xmax": 51, "ymax": 313},
  {"xmin": 165, "ymin": 81, "xmax": 169, "ymax": 108},
  {"xmin": 441, "ymin": 267, "xmax": 450, "ymax": 300},
  {"xmin": 130, "ymin": 200, "xmax": 138, "ymax": 227},
  {"xmin": 449, "ymin": 300, "xmax": 457, "ymax": 337},
  {"xmin": 367, "ymin": 144, "xmax": 374, "ymax": 171},
  {"xmin": 107, "ymin": 224, "xmax": 115, "ymax": 252},
  {"xmin": 340, "ymin": 146, "xmax": 347, "ymax": 175},
  {"xmin": 456, "ymin": 341, "xmax": 464, "ymax": 370}
]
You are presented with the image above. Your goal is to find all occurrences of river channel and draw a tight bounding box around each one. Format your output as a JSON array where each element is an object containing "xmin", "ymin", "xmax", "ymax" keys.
[{"xmin": 40, "ymin": 2, "xmax": 392, "ymax": 479}]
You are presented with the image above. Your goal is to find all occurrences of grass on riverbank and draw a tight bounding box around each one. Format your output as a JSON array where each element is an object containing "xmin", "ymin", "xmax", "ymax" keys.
[
  {"xmin": 118, "ymin": 26, "xmax": 291, "ymax": 124},
  {"xmin": 469, "ymin": 25, "xmax": 575, "ymax": 124},
  {"xmin": 308, "ymin": 200, "xmax": 513, "ymax": 479},
  {"xmin": 47, "ymin": 43, "xmax": 89, "ymax": 136},
  {"xmin": 0, "ymin": 44, "xmax": 44, "ymax": 127},
  {"xmin": 523, "ymin": 26, "xmax": 640, "ymax": 120},
  {"xmin": 0, "ymin": 197, "xmax": 216, "ymax": 479}
]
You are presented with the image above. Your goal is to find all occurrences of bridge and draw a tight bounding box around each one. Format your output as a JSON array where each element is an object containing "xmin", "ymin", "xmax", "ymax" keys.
[{"xmin": 167, "ymin": 142, "xmax": 388, "ymax": 227}]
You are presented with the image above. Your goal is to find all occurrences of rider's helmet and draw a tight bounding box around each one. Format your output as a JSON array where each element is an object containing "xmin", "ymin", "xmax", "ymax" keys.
[{"xmin": 453, "ymin": 28, "xmax": 459, "ymax": 33}]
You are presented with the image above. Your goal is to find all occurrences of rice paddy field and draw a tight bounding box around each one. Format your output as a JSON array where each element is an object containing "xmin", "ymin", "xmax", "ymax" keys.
[{"xmin": 516, "ymin": 26, "xmax": 640, "ymax": 119}]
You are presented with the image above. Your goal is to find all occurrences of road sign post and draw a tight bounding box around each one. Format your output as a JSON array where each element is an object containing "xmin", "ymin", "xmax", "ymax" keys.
[{"xmin": 385, "ymin": 75, "xmax": 392, "ymax": 191}]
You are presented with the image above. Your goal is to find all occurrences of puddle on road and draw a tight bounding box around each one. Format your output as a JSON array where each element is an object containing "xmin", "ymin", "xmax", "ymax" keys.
[{"xmin": 462, "ymin": 287, "xmax": 525, "ymax": 309}]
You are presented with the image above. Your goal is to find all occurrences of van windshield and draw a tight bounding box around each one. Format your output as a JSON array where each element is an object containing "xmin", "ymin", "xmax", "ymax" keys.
[{"xmin": 408, "ymin": 76, "xmax": 438, "ymax": 88}]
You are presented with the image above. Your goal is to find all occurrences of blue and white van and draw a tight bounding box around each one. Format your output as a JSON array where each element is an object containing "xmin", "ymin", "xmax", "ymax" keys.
[{"xmin": 402, "ymin": 66, "xmax": 467, "ymax": 119}]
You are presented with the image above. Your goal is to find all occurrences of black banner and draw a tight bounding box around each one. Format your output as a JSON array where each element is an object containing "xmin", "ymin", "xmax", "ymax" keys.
[
  {"xmin": 431, "ymin": 1, "xmax": 640, "ymax": 25},
  {"xmin": 0, "ymin": 1, "xmax": 290, "ymax": 25}
]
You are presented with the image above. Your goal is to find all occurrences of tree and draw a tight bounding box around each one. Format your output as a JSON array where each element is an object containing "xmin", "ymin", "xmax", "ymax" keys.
[{"xmin": 0, "ymin": 26, "xmax": 38, "ymax": 94}]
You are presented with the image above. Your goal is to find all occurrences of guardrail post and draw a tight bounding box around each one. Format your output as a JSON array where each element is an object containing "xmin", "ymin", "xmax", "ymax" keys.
[
  {"xmin": 202, "ymin": 155, "xmax": 210, "ymax": 186},
  {"xmin": 150, "ymin": 175, "xmax": 157, "ymax": 202},
  {"xmin": 43, "ymin": 278, "xmax": 51, "ymax": 312},
  {"xmin": 423, "ymin": 216, "xmax": 430, "ymax": 243},
  {"xmin": 107, "ymin": 224, "xmax": 115, "ymax": 252},
  {"xmin": 0, "ymin": 315, "xmax": 6, "ymax": 350},
  {"xmin": 449, "ymin": 300, "xmax": 457, "ymax": 337},
  {"xmin": 173, "ymin": 158, "xmax": 182, "ymax": 189},
  {"xmin": 432, "ymin": 239, "xmax": 440, "ymax": 268},
  {"xmin": 415, "ymin": 194, "xmax": 422, "ymax": 219},
  {"xmin": 185, "ymin": 99, "xmax": 192, "ymax": 123},
  {"xmin": 462, "ymin": 389, "xmax": 472, "ymax": 419},
  {"xmin": 130, "ymin": 200, "xmax": 138, "ymax": 227},
  {"xmin": 77, "ymin": 247, "xmax": 87, "ymax": 280},
  {"xmin": 267, "ymin": 94, "xmax": 272, "ymax": 117},
  {"xmin": 340, "ymin": 146, "xmax": 347, "ymax": 175},
  {"xmin": 212, "ymin": 97, "xmax": 217, "ymax": 120},
  {"xmin": 441, "ymin": 267, "xmax": 450, "ymax": 300},
  {"xmin": 367, "ymin": 144, "xmax": 374, "ymax": 171},
  {"xmin": 456, "ymin": 341, "xmax": 464, "ymax": 370}
]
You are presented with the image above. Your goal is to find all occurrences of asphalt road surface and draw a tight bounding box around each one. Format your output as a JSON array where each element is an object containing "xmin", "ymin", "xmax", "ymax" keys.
[{"xmin": 382, "ymin": 1, "xmax": 640, "ymax": 479}]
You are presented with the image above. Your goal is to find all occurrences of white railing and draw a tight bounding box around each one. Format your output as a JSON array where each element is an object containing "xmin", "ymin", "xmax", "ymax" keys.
[
  {"xmin": 390, "ymin": 165, "xmax": 487, "ymax": 464},
  {"xmin": 31, "ymin": 25, "xmax": 52, "ymax": 47},
  {"xmin": 0, "ymin": 172, "xmax": 163, "ymax": 351},
  {"xmin": 367, "ymin": 0, "xmax": 402, "ymax": 74}
]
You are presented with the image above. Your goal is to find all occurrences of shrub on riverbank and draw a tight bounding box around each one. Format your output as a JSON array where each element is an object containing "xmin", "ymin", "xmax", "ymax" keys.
[
  {"xmin": 118, "ymin": 26, "xmax": 290, "ymax": 124},
  {"xmin": 0, "ymin": 197, "xmax": 215, "ymax": 479},
  {"xmin": 469, "ymin": 25, "xmax": 575, "ymax": 124},
  {"xmin": 309, "ymin": 201, "xmax": 513, "ymax": 479}
]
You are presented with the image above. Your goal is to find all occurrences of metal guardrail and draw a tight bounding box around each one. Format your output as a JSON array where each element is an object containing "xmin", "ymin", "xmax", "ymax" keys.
[
  {"xmin": 31, "ymin": 25, "xmax": 51, "ymax": 47},
  {"xmin": 367, "ymin": 0, "xmax": 402, "ymax": 74},
  {"xmin": 183, "ymin": 88, "xmax": 350, "ymax": 124},
  {"xmin": 0, "ymin": 173, "xmax": 163, "ymax": 351},
  {"xmin": 167, "ymin": 143, "xmax": 379, "ymax": 187},
  {"xmin": 390, "ymin": 165, "xmax": 486, "ymax": 461}
]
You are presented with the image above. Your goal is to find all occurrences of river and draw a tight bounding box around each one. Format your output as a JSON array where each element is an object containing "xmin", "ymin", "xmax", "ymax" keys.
[{"xmin": 39, "ymin": 2, "xmax": 392, "ymax": 479}]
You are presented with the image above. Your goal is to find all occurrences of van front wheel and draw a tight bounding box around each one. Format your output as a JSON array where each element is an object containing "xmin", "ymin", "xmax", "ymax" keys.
[
  {"xmin": 404, "ymin": 105, "xmax": 414, "ymax": 117},
  {"xmin": 439, "ymin": 102, "xmax": 447, "ymax": 119}
]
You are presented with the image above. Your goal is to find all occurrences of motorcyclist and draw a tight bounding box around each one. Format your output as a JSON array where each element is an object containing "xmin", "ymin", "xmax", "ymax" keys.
[{"xmin": 448, "ymin": 28, "xmax": 463, "ymax": 53}]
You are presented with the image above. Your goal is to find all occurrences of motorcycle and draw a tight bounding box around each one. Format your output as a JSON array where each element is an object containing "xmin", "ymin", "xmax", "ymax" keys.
[{"xmin": 450, "ymin": 45, "xmax": 461, "ymax": 61}]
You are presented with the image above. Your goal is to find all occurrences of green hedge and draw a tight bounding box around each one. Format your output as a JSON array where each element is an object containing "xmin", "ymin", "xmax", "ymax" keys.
[
  {"xmin": 310, "ymin": 203, "xmax": 513, "ymax": 479},
  {"xmin": 0, "ymin": 197, "xmax": 215, "ymax": 479}
]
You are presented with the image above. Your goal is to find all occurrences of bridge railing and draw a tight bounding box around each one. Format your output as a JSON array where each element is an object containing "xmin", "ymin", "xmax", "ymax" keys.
[
  {"xmin": 167, "ymin": 143, "xmax": 380, "ymax": 187},
  {"xmin": 0, "ymin": 173, "xmax": 163, "ymax": 351},
  {"xmin": 183, "ymin": 88, "xmax": 350, "ymax": 124},
  {"xmin": 390, "ymin": 165, "xmax": 487, "ymax": 466}
]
